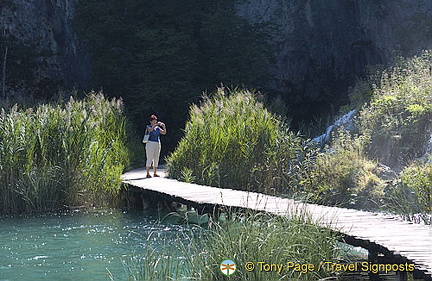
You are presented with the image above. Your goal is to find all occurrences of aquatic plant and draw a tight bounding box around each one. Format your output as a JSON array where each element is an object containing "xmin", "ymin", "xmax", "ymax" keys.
[
  {"xmin": 0, "ymin": 92, "xmax": 129, "ymax": 214},
  {"xmin": 166, "ymin": 87, "xmax": 302, "ymax": 193},
  {"xmin": 122, "ymin": 209, "xmax": 340, "ymax": 281},
  {"xmin": 190, "ymin": 211, "xmax": 339, "ymax": 280},
  {"xmin": 122, "ymin": 246, "xmax": 191, "ymax": 281}
]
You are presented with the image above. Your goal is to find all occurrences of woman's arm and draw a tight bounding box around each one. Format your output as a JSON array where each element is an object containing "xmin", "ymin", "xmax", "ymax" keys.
[{"xmin": 158, "ymin": 122, "xmax": 167, "ymax": 135}]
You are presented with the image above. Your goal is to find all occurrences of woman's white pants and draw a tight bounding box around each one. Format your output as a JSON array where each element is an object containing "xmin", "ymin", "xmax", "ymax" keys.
[{"xmin": 145, "ymin": 141, "xmax": 161, "ymax": 168}]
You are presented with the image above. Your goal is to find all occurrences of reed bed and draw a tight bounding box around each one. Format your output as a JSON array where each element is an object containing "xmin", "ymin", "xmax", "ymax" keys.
[
  {"xmin": 122, "ymin": 209, "xmax": 340, "ymax": 281},
  {"xmin": 122, "ymin": 246, "xmax": 192, "ymax": 281},
  {"xmin": 188, "ymin": 211, "xmax": 339, "ymax": 280},
  {"xmin": 0, "ymin": 92, "xmax": 129, "ymax": 214},
  {"xmin": 166, "ymin": 87, "xmax": 302, "ymax": 193}
]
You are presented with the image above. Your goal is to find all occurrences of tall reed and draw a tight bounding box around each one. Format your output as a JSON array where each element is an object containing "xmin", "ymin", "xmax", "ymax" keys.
[
  {"xmin": 166, "ymin": 87, "xmax": 301, "ymax": 193},
  {"xmin": 122, "ymin": 209, "xmax": 340, "ymax": 281},
  {"xmin": 0, "ymin": 92, "xmax": 129, "ymax": 214}
]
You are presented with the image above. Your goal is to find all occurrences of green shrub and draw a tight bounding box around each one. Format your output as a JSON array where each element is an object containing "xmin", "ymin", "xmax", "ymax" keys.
[
  {"xmin": 385, "ymin": 160, "xmax": 432, "ymax": 224},
  {"xmin": 348, "ymin": 64, "xmax": 385, "ymax": 111},
  {"xmin": 357, "ymin": 50, "xmax": 432, "ymax": 169},
  {"xmin": 166, "ymin": 87, "xmax": 302, "ymax": 193},
  {"xmin": 0, "ymin": 92, "xmax": 129, "ymax": 214},
  {"xmin": 400, "ymin": 161, "xmax": 432, "ymax": 215},
  {"xmin": 302, "ymin": 130, "xmax": 386, "ymax": 209}
]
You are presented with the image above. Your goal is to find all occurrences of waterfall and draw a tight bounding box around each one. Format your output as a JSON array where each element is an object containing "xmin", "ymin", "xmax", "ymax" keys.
[
  {"xmin": 423, "ymin": 133, "xmax": 432, "ymax": 162},
  {"xmin": 312, "ymin": 110, "xmax": 356, "ymax": 144}
]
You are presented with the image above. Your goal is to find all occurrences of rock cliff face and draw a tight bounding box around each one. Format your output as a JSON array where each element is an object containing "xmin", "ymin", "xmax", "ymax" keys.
[
  {"xmin": 1, "ymin": 0, "xmax": 431, "ymax": 109},
  {"xmin": 0, "ymin": 0, "xmax": 90, "ymax": 98},
  {"xmin": 238, "ymin": 0, "xmax": 432, "ymax": 117}
]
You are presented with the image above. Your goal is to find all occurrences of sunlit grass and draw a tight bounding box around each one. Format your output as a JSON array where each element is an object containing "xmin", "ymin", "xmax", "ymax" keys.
[
  {"xmin": 122, "ymin": 209, "xmax": 340, "ymax": 281},
  {"xmin": 166, "ymin": 87, "xmax": 302, "ymax": 194},
  {"xmin": 300, "ymin": 130, "xmax": 386, "ymax": 210},
  {"xmin": 298, "ymin": 50, "xmax": 432, "ymax": 216},
  {"xmin": 358, "ymin": 50, "xmax": 432, "ymax": 168},
  {"xmin": 0, "ymin": 92, "xmax": 129, "ymax": 214},
  {"xmin": 385, "ymin": 159, "xmax": 432, "ymax": 224}
]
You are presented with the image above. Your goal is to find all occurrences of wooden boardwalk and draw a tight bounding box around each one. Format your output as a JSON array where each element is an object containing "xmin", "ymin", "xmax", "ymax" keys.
[{"xmin": 122, "ymin": 168, "xmax": 432, "ymax": 280}]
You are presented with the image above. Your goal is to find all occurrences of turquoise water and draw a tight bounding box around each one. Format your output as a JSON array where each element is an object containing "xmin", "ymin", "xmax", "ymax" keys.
[
  {"xmin": 0, "ymin": 209, "xmax": 424, "ymax": 281},
  {"xmin": 0, "ymin": 209, "xmax": 190, "ymax": 281}
]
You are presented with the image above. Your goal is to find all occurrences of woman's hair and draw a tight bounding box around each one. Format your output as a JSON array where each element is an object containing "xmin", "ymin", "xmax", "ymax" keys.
[{"xmin": 150, "ymin": 114, "xmax": 158, "ymax": 121}]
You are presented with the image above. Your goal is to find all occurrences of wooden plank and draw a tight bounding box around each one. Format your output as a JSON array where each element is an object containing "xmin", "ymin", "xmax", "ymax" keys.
[{"xmin": 122, "ymin": 168, "xmax": 432, "ymax": 280}]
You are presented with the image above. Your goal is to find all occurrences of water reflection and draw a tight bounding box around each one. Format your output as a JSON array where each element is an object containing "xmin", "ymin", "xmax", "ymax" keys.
[
  {"xmin": 0, "ymin": 209, "xmax": 190, "ymax": 281},
  {"xmin": 0, "ymin": 209, "xmax": 426, "ymax": 281}
]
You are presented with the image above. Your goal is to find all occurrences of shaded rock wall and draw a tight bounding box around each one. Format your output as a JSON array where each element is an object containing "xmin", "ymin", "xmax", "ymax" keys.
[
  {"xmin": 0, "ymin": 0, "xmax": 90, "ymax": 98},
  {"xmin": 238, "ymin": 0, "xmax": 432, "ymax": 118},
  {"xmin": 1, "ymin": 0, "xmax": 431, "ymax": 108}
]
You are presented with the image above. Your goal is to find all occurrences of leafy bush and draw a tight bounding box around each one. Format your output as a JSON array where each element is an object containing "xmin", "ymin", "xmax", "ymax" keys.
[
  {"xmin": 0, "ymin": 92, "xmax": 129, "ymax": 214},
  {"xmin": 166, "ymin": 87, "xmax": 301, "ymax": 193},
  {"xmin": 400, "ymin": 161, "xmax": 432, "ymax": 215}
]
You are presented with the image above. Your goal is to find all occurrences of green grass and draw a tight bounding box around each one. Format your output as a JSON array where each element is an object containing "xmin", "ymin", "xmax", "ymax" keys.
[
  {"xmin": 166, "ymin": 87, "xmax": 302, "ymax": 194},
  {"xmin": 351, "ymin": 50, "xmax": 432, "ymax": 218},
  {"xmin": 358, "ymin": 50, "xmax": 432, "ymax": 169},
  {"xmin": 384, "ymin": 159, "xmax": 432, "ymax": 224},
  {"xmin": 122, "ymin": 246, "xmax": 192, "ymax": 281},
  {"xmin": 300, "ymin": 130, "xmax": 386, "ymax": 210},
  {"xmin": 297, "ymin": 50, "xmax": 432, "ymax": 216},
  {"xmin": 0, "ymin": 92, "xmax": 129, "ymax": 214},
  {"xmin": 122, "ymin": 209, "xmax": 340, "ymax": 281}
]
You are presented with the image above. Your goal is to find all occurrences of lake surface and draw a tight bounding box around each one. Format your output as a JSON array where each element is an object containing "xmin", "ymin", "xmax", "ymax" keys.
[
  {"xmin": 0, "ymin": 209, "xmax": 424, "ymax": 281},
  {"xmin": 0, "ymin": 209, "xmax": 191, "ymax": 281}
]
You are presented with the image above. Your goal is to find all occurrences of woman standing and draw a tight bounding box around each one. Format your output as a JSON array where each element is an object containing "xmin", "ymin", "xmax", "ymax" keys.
[{"xmin": 145, "ymin": 115, "xmax": 167, "ymax": 178}]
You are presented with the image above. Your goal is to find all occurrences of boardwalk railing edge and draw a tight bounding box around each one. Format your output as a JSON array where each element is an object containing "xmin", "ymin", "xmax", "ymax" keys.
[{"xmin": 122, "ymin": 168, "xmax": 432, "ymax": 281}]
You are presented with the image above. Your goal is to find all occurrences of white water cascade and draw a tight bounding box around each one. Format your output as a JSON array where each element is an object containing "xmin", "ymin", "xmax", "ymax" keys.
[
  {"xmin": 312, "ymin": 109, "xmax": 356, "ymax": 144},
  {"xmin": 424, "ymin": 133, "xmax": 432, "ymax": 162}
]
